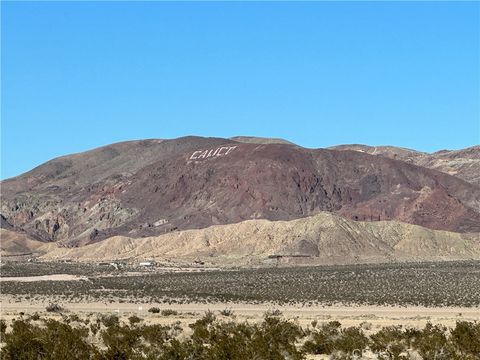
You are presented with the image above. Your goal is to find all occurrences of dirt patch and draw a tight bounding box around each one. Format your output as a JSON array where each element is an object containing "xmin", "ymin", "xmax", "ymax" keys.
[
  {"xmin": 0, "ymin": 274, "xmax": 89, "ymax": 282},
  {"xmin": 1, "ymin": 296, "xmax": 478, "ymax": 330}
]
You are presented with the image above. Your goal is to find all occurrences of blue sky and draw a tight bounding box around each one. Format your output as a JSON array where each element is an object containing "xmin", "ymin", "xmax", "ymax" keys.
[{"xmin": 1, "ymin": 1, "xmax": 479, "ymax": 179}]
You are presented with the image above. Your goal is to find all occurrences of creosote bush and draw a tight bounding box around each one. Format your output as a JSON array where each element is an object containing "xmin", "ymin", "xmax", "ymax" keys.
[
  {"xmin": 128, "ymin": 315, "xmax": 143, "ymax": 326},
  {"xmin": 0, "ymin": 318, "xmax": 94, "ymax": 360},
  {"xmin": 1, "ymin": 315, "xmax": 480, "ymax": 360},
  {"xmin": 4, "ymin": 261, "xmax": 479, "ymax": 307},
  {"xmin": 160, "ymin": 309, "xmax": 178, "ymax": 316},
  {"xmin": 99, "ymin": 314, "xmax": 120, "ymax": 328},
  {"xmin": 450, "ymin": 320, "xmax": 480, "ymax": 357},
  {"xmin": 45, "ymin": 303, "xmax": 64, "ymax": 313},
  {"xmin": 219, "ymin": 308, "xmax": 234, "ymax": 317}
]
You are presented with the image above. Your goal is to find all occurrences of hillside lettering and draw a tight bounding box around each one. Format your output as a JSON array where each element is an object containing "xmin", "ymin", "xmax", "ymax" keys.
[{"xmin": 189, "ymin": 146, "xmax": 237, "ymax": 160}]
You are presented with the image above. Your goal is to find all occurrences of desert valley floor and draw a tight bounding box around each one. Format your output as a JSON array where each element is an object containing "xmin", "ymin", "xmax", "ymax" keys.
[{"xmin": 1, "ymin": 261, "xmax": 480, "ymax": 359}]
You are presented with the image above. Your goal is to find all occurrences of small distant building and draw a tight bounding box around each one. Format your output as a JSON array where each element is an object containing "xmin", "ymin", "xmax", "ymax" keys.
[{"xmin": 139, "ymin": 261, "xmax": 155, "ymax": 267}]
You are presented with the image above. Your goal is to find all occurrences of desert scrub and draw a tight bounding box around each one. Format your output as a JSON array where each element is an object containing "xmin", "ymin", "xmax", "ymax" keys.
[
  {"xmin": 450, "ymin": 320, "xmax": 480, "ymax": 357},
  {"xmin": 45, "ymin": 303, "xmax": 64, "ymax": 313},
  {"xmin": 2, "ymin": 261, "xmax": 479, "ymax": 307},
  {"xmin": 0, "ymin": 320, "xmax": 6, "ymax": 342},
  {"xmin": 2, "ymin": 315, "xmax": 480, "ymax": 359},
  {"xmin": 302, "ymin": 321, "xmax": 342, "ymax": 355},
  {"xmin": 99, "ymin": 314, "xmax": 120, "ymax": 328},
  {"xmin": 161, "ymin": 309, "xmax": 178, "ymax": 316},
  {"xmin": 369, "ymin": 325, "xmax": 410, "ymax": 358},
  {"xmin": 219, "ymin": 308, "xmax": 235, "ymax": 317},
  {"xmin": 0, "ymin": 318, "xmax": 93, "ymax": 360},
  {"xmin": 147, "ymin": 306, "xmax": 160, "ymax": 313},
  {"xmin": 128, "ymin": 315, "xmax": 143, "ymax": 326}
]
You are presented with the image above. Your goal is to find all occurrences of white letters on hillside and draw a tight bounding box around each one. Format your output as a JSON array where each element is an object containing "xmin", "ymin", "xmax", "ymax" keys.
[{"xmin": 189, "ymin": 146, "xmax": 237, "ymax": 161}]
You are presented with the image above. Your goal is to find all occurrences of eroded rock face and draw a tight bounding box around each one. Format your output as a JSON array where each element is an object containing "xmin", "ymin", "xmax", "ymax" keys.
[
  {"xmin": 1, "ymin": 136, "xmax": 479, "ymax": 246},
  {"xmin": 36, "ymin": 213, "xmax": 480, "ymax": 264},
  {"xmin": 330, "ymin": 144, "xmax": 480, "ymax": 187}
]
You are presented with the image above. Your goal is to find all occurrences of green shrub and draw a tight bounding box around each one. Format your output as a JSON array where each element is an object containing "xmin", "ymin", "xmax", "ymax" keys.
[
  {"xmin": 45, "ymin": 303, "xmax": 64, "ymax": 313},
  {"xmin": 128, "ymin": 315, "xmax": 143, "ymax": 326},
  {"xmin": 369, "ymin": 326, "xmax": 409, "ymax": 360},
  {"xmin": 0, "ymin": 320, "xmax": 6, "ymax": 334},
  {"xmin": 160, "ymin": 309, "xmax": 178, "ymax": 316},
  {"xmin": 220, "ymin": 308, "xmax": 234, "ymax": 317},
  {"xmin": 68, "ymin": 314, "xmax": 81, "ymax": 323},
  {"xmin": 148, "ymin": 306, "xmax": 160, "ymax": 314},
  {"xmin": 450, "ymin": 321, "xmax": 480, "ymax": 357},
  {"xmin": 302, "ymin": 321, "xmax": 341, "ymax": 354},
  {"xmin": 141, "ymin": 324, "xmax": 175, "ymax": 346},
  {"xmin": 1, "ymin": 311, "xmax": 479, "ymax": 359},
  {"xmin": 0, "ymin": 320, "xmax": 7, "ymax": 342},
  {"xmin": 186, "ymin": 312, "xmax": 304, "ymax": 360},
  {"xmin": 334, "ymin": 326, "xmax": 369, "ymax": 353},
  {"xmin": 100, "ymin": 325, "xmax": 142, "ymax": 359},
  {"xmin": 90, "ymin": 322, "xmax": 100, "ymax": 336},
  {"xmin": 264, "ymin": 308, "xmax": 282, "ymax": 317},
  {"xmin": 99, "ymin": 314, "xmax": 120, "ymax": 328},
  {"xmin": 412, "ymin": 323, "xmax": 454, "ymax": 360},
  {"xmin": 0, "ymin": 319, "xmax": 93, "ymax": 360}
]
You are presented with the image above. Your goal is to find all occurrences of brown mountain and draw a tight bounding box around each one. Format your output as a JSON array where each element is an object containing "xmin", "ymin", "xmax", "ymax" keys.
[
  {"xmin": 1, "ymin": 136, "xmax": 479, "ymax": 248},
  {"xmin": 330, "ymin": 144, "xmax": 480, "ymax": 187}
]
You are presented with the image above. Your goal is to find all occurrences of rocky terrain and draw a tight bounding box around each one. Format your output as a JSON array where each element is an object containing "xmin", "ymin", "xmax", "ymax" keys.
[
  {"xmin": 1, "ymin": 136, "xmax": 479, "ymax": 263},
  {"xmin": 330, "ymin": 144, "xmax": 480, "ymax": 187},
  {"xmin": 15, "ymin": 212, "xmax": 475, "ymax": 265}
]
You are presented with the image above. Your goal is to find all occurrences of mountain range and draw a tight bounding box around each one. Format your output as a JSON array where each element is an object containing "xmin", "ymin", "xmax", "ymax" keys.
[{"xmin": 1, "ymin": 136, "xmax": 479, "ymax": 264}]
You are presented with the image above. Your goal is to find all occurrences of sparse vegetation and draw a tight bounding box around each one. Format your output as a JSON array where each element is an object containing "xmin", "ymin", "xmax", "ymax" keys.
[
  {"xmin": 160, "ymin": 309, "xmax": 178, "ymax": 316},
  {"xmin": 1, "ymin": 314, "xmax": 479, "ymax": 359},
  {"xmin": 450, "ymin": 320, "xmax": 480, "ymax": 357},
  {"xmin": 0, "ymin": 319, "xmax": 6, "ymax": 341},
  {"xmin": 99, "ymin": 314, "xmax": 120, "ymax": 328},
  {"xmin": 128, "ymin": 315, "xmax": 143, "ymax": 326},
  {"xmin": 2, "ymin": 261, "xmax": 479, "ymax": 307},
  {"xmin": 45, "ymin": 303, "xmax": 64, "ymax": 313},
  {"xmin": 220, "ymin": 308, "xmax": 234, "ymax": 317},
  {"xmin": 0, "ymin": 317, "xmax": 94, "ymax": 360},
  {"xmin": 1, "ymin": 261, "xmax": 479, "ymax": 358}
]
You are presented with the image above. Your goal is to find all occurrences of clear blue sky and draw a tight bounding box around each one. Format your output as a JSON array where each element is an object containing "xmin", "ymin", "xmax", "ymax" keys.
[{"xmin": 2, "ymin": 1, "xmax": 479, "ymax": 179}]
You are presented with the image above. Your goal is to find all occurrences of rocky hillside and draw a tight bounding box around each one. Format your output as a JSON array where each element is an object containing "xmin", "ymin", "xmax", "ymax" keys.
[
  {"xmin": 330, "ymin": 144, "xmax": 480, "ymax": 187},
  {"xmin": 5, "ymin": 213, "xmax": 478, "ymax": 265},
  {"xmin": 1, "ymin": 137, "xmax": 479, "ymax": 249}
]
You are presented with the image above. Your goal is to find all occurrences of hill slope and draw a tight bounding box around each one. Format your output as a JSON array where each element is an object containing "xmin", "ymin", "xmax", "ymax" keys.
[
  {"xmin": 37, "ymin": 213, "xmax": 480, "ymax": 265},
  {"xmin": 1, "ymin": 137, "xmax": 479, "ymax": 247},
  {"xmin": 330, "ymin": 144, "xmax": 480, "ymax": 187}
]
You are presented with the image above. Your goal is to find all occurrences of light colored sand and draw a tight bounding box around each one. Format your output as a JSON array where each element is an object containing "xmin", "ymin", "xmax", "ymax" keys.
[
  {"xmin": 1, "ymin": 296, "xmax": 478, "ymax": 330},
  {"xmin": 0, "ymin": 274, "xmax": 89, "ymax": 282}
]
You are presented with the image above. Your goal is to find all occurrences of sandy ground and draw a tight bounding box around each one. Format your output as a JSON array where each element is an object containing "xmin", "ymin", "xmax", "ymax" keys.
[
  {"xmin": 0, "ymin": 274, "xmax": 89, "ymax": 282},
  {"xmin": 2, "ymin": 297, "xmax": 478, "ymax": 360},
  {"xmin": 1, "ymin": 295, "xmax": 478, "ymax": 330},
  {"xmin": 1, "ymin": 272, "xmax": 479, "ymax": 330}
]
